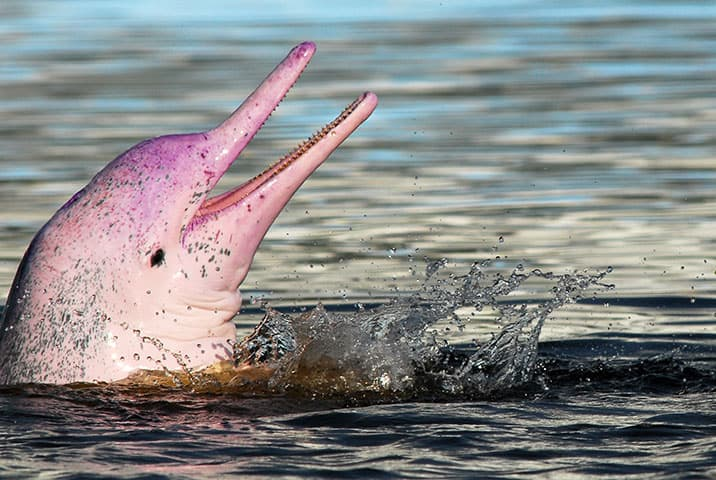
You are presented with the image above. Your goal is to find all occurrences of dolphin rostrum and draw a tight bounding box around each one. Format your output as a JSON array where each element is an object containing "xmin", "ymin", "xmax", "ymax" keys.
[{"xmin": 0, "ymin": 42, "xmax": 377, "ymax": 385}]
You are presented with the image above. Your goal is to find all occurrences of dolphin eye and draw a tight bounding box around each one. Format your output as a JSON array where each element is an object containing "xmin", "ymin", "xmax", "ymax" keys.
[{"xmin": 150, "ymin": 248, "xmax": 165, "ymax": 267}]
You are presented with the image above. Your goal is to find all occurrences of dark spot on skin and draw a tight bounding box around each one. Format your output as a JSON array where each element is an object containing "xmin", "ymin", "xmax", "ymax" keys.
[{"xmin": 150, "ymin": 249, "xmax": 165, "ymax": 267}]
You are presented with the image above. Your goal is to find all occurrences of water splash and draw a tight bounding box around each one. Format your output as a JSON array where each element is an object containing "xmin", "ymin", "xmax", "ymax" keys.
[{"xmin": 232, "ymin": 259, "xmax": 613, "ymax": 400}]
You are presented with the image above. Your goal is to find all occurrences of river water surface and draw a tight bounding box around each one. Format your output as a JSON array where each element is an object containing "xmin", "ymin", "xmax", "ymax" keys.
[{"xmin": 1, "ymin": 1, "xmax": 715, "ymax": 478}]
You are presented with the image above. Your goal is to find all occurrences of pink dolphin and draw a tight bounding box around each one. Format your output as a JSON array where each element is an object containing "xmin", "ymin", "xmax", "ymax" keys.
[{"xmin": 0, "ymin": 42, "xmax": 377, "ymax": 384}]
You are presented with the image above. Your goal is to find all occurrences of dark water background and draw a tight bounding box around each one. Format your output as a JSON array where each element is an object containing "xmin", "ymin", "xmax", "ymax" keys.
[{"xmin": 1, "ymin": 0, "xmax": 716, "ymax": 478}]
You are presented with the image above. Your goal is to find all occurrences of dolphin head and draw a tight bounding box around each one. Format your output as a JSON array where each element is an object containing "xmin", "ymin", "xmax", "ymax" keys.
[{"xmin": 0, "ymin": 42, "xmax": 377, "ymax": 384}]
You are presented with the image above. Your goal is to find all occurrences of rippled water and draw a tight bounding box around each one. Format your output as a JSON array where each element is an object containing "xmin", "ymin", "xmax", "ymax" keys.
[{"xmin": 1, "ymin": 0, "xmax": 716, "ymax": 478}]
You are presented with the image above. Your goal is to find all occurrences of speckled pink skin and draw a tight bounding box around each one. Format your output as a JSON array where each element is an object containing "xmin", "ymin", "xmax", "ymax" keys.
[{"xmin": 0, "ymin": 42, "xmax": 378, "ymax": 384}]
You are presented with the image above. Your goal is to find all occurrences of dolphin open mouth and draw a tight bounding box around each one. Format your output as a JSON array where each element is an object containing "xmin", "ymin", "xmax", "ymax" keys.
[
  {"xmin": 195, "ymin": 92, "xmax": 376, "ymax": 220},
  {"xmin": 179, "ymin": 41, "xmax": 377, "ymax": 288}
]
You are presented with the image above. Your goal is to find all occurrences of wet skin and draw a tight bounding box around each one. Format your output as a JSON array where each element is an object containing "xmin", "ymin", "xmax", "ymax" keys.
[{"xmin": 0, "ymin": 42, "xmax": 377, "ymax": 384}]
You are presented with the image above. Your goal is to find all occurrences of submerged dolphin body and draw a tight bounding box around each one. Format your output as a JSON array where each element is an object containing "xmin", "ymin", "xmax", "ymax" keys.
[{"xmin": 0, "ymin": 42, "xmax": 377, "ymax": 385}]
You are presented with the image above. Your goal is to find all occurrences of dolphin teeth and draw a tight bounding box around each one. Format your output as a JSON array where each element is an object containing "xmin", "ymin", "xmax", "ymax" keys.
[
  {"xmin": 195, "ymin": 92, "xmax": 370, "ymax": 219},
  {"xmin": 278, "ymin": 94, "xmax": 366, "ymax": 169}
]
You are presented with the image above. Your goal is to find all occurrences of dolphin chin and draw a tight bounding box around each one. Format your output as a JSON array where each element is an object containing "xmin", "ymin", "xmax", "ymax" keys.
[{"xmin": 0, "ymin": 42, "xmax": 377, "ymax": 385}]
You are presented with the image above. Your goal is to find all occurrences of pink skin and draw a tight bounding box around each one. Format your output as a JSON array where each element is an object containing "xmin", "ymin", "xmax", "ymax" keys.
[{"xmin": 0, "ymin": 42, "xmax": 378, "ymax": 384}]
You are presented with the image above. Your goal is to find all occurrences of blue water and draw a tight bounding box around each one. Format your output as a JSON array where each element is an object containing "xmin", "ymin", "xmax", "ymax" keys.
[{"xmin": 2, "ymin": 0, "xmax": 716, "ymax": 478}]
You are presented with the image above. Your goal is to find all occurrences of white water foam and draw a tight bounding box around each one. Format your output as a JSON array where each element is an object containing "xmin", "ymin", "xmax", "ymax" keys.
[{"xmin": 234, "ymin": 259, "xmax": 613, "ymax": 400}]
